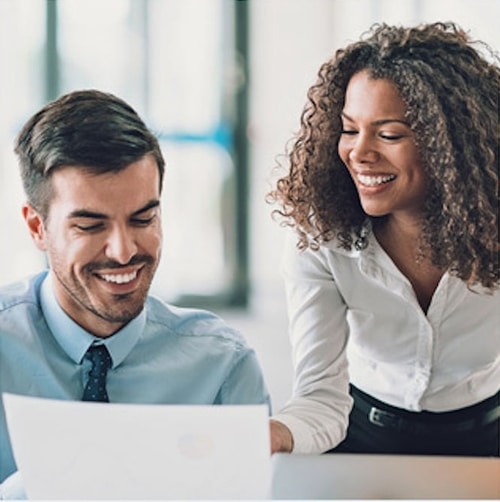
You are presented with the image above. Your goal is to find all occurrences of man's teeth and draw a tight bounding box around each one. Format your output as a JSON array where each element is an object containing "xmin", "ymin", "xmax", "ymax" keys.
[
  {"xmin": 100, "ymin": 271, "xmax": 138, "ymax": 284},
  {"xmin": 357, "ymin": 174, "xmax": 396, "ymax": 187}
]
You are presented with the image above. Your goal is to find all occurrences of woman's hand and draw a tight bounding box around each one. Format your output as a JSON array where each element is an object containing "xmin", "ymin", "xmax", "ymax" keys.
[{"xmin": 270, "ymin": 419, "xmax": 294, "ymax": 454}]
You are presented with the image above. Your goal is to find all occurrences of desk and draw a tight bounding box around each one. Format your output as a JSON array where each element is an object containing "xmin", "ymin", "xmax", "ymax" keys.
[{"xmin": 271, "ymin": 453, "xmax": 500, "ymax": 499}]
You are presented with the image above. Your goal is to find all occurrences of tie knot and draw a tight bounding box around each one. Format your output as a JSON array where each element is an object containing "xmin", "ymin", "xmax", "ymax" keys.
[{"xmin": 87, "ymin": 344, "xmax": 112, "ymax": 371}]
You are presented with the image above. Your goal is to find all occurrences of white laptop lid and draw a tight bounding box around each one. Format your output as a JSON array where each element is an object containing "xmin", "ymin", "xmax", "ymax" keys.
[
  {"xmin": 271, "ymin": 452, "xmax": 500, "ymax": 500},
  {"xmin": 3, "ymin": 393, "xmax": 271, "ymax": 500}
]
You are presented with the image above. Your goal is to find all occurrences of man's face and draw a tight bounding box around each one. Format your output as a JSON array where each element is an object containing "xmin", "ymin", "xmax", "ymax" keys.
[{"xmin": 24, "ymin": 155, "xmax": 162, "ymax": 337}]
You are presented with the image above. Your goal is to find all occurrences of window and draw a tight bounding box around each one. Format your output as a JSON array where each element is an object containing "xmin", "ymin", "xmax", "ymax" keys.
[
  {"xmin": 0, "ymin": 0, "xmax": 249, "ymax": 308},
  {"xmin": 0, "ymin": 0, "xmax": 47, "ymax": 283}
]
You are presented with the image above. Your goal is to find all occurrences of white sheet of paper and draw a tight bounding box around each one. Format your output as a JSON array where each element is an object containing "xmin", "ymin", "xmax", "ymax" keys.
[{"xmin": 3, "ymin": 393, "xmax": 271, "ymax": 500}]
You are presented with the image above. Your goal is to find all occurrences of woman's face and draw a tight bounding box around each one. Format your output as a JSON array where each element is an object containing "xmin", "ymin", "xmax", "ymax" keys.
[{"xmin": 338, "ymin": 70, "xmax": 427, "ymax": 222}]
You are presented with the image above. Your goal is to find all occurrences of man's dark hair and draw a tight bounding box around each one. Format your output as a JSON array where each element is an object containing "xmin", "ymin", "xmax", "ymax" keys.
[{"xmin": 15, "ymin": 89, "xmax": 165, "ymax": 219}]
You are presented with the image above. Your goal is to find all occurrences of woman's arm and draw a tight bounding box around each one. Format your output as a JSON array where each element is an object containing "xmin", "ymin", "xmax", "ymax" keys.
[{"xmin": 272, "ymin": 232, "xmax": 353, "ymax": 454}]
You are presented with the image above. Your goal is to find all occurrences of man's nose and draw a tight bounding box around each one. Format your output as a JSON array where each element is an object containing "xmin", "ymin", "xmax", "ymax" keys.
[{"xmin": 105, "ymin": 226, "xmax": 138, "ymax": 265}]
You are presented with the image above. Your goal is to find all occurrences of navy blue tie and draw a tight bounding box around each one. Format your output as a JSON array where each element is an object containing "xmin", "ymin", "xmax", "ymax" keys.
[{"xmin": 82, "ymin": 345, "xmax": 112, "ymax": 402}]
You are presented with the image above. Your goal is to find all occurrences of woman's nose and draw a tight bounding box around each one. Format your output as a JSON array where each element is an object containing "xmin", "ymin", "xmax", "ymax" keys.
[{"xmin": 349, "ymin": 133, "xmax": 379, "ymax": 164}]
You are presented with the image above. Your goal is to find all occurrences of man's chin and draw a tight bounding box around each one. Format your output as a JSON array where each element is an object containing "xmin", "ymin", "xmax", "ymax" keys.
[{"xmin": 91, "ymin": 300, "xmax": 145, "ymax": 325}]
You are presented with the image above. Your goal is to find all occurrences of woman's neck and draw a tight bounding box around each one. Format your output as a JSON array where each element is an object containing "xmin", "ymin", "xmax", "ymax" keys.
[{"xmin": 373, "ymin": 216, "xmax": 444, "ymax": 314}]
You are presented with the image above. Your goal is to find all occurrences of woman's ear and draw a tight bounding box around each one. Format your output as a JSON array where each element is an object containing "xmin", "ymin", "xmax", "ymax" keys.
[{"xmin": 22, "ymin": 203, "xmax": 48, "ymax": 252}]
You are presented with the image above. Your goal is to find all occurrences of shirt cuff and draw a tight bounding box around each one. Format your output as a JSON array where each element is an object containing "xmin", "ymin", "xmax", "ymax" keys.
[
  {"xmin": 272, "ymin": 413, "xmax": 336, "ymax": 454},
  {"xmin": 0, "ymin": 471, "xmax": 26, "ymax": 500}
]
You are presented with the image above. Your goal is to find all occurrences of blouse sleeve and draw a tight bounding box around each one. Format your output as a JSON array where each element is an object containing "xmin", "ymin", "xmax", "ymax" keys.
[{"xmin": 272, "ymin": 231, "xmax": 353, "ymax": 454}]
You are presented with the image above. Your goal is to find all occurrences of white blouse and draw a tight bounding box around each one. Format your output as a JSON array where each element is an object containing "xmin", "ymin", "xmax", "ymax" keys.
[{"xmin": 273, "ymin": 228, "xmax": 500, "ymax": 454}]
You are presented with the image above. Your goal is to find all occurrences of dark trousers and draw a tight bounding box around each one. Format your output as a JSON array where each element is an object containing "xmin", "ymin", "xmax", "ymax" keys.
[{"xmin": 329, "ymin": 386, "xmax": 499, "ymax": 457}]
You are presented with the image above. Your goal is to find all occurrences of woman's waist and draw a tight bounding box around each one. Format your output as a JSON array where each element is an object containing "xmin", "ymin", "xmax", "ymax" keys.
[
  {"xmin": 348, "ymin": 353, "xmax": 500, "ymax": 412},
  {"xmin": 350, "ymin": 384, "xmax": 500, "ymax": 433}
]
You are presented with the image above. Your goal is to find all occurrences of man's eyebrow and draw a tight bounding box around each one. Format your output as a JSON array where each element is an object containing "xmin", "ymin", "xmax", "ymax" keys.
[
  {"xmin": 68, "ymin": 200, "xmax": 160, "ymax": 220},
  {"xmin": 68, "ymin": 209, "xmax": 107, "ymax": 220},
  {"xmin": 341, "ymin": 111, "xmax": 409, "ymax": 126},
  {"xmin": 131, "ymin": 200, "xmax": 161, "ymax": 217}
]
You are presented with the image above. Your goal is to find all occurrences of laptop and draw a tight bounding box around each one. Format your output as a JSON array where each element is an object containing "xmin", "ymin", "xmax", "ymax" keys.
[
  {"xmin": 3, "ymin": 393, "xmax": 271, "ymax": 500},
  {"xmin": 271, "ymin": 452, "xmax": 500, "ymax": 499}
]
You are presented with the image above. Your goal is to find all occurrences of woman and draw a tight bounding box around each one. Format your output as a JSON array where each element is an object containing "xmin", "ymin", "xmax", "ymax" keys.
[{"xmin": 268, "ymin": 22, "xmax": 499, "ymax": 456}]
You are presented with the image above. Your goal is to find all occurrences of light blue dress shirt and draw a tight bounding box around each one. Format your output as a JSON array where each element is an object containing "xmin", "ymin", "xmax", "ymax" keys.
[{"xmin": 0, "ymin": 271, "xmax": 271, "ymax": 498}]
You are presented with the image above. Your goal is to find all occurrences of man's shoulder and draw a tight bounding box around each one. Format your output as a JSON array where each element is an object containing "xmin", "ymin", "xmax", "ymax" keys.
[
  {"xmin": 0, "ymin": 272, "xmax": 46, "ymax": 313},
  {"xmin": 145, "ymin": 295, "xmax": 247, "ymax": 348}
]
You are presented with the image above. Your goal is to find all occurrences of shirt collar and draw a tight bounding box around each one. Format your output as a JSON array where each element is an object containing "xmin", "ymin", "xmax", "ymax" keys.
[
  {"xmin": 320, "ymin": 219, "xmax": 373, "ymax": 256},
  {"xmin": 40, "ymin": 272, "xmax": 145, "ymax": 368}
]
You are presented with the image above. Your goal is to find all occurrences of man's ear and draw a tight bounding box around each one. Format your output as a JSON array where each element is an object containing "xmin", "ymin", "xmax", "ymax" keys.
[{"xmin": 22, "ymin": 203, "xmax": 48, "ymax": 252}]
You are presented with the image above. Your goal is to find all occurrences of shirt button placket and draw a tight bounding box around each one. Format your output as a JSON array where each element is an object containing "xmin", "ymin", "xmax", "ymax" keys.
[{"xmin": 406, "ymin": 317, "xmax": 433, "ymax": 410}]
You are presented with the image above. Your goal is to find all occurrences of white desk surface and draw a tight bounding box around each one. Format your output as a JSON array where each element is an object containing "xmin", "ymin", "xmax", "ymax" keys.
[{"xmin": 271, "ymin": 453, "xmax": 500, "ymax": 500}]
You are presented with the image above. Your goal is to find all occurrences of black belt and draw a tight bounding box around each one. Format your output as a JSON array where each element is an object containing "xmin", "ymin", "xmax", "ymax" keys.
[{"xmin": 352, "ymin": 387, "xmax": 500, "ymax": 435}]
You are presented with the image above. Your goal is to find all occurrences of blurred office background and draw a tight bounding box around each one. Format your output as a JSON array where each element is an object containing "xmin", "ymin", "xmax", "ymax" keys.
[{"xmin": 0, "ymin": 0, "xmax": 498, "ymax": 411}]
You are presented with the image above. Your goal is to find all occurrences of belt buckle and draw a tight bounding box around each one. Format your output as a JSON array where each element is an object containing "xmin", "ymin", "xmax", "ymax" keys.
[{"xmin": 369, "ymin": 407, "xmax": 401, "ymax": 429}]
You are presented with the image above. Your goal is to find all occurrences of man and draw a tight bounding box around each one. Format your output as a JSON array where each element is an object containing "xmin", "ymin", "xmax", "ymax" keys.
[{"xmin": 0, "ymin": 90, "xmax": 270, "ymax": 498}]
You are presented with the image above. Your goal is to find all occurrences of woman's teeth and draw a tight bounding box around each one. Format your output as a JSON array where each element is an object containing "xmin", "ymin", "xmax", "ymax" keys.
[
  {"xmin": 100, "ymin": 271, "xmax": 138, "ymax": 284},
  {"xmin": 357, "ymin": 174, "xmax": 396, "ymax": 187}
]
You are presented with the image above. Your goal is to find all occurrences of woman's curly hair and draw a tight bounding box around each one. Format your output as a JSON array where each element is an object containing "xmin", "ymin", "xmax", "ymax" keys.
[{"xmin": 268, "ymin": 22, "xmax": 499, "ymax": 290}]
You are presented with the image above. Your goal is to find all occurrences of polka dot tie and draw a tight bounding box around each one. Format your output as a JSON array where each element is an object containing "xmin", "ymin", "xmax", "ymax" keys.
[{"xmin": 82, "ymin": 344, "xmax": 112, "ymax": 402}]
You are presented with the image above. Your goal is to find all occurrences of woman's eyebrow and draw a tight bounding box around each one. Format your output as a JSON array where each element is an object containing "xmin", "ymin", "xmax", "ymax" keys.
[{"xmin": 341, "ymin": 111, "xmax": 409, "ymax": 126}]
